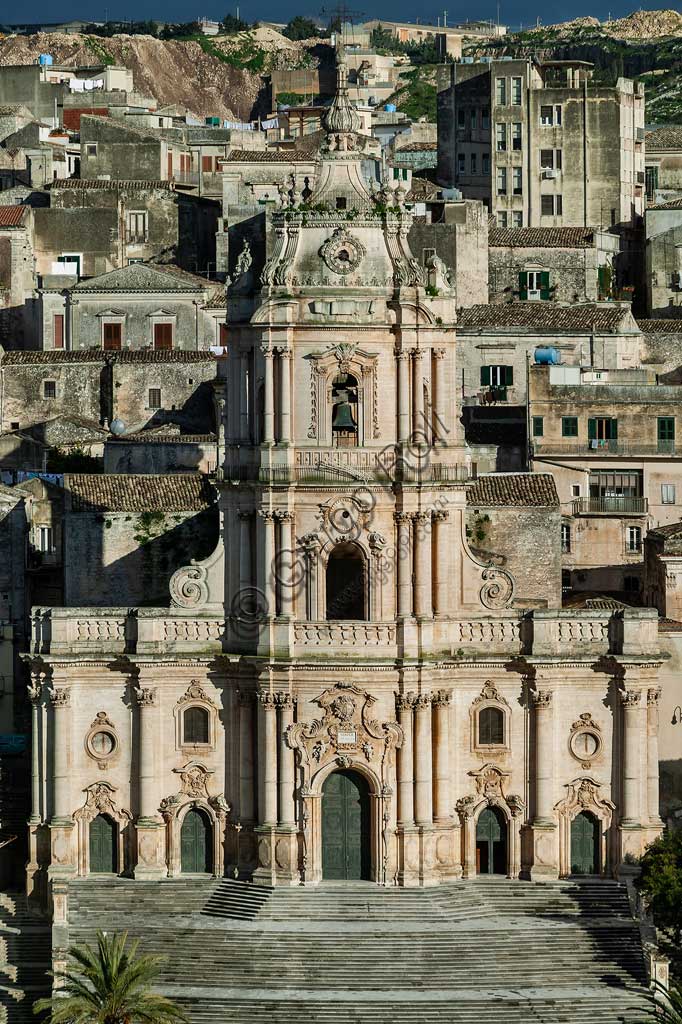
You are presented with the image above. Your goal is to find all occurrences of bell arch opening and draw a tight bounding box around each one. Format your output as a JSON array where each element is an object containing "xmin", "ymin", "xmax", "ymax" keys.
[
  {"xmin": 331, "ymin": 372, "xmax": 358, "ymax": 448},
  {"xmin": 326, "ymin": 542, "xmax": 367, "ymax": 621}
]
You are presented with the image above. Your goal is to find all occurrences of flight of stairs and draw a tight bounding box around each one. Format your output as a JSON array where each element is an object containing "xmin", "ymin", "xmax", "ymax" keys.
[
  {"xmin": 64, "ymin": 876, "xmax": 653, "ymax": 1024},
  {"xmin": 0, "ymin": 892, "xmax": 51, "ymax": 1024}
]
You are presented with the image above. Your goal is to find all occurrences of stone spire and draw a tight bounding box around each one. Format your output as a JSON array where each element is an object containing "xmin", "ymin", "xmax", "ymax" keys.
[{"xmin": 323, "ymin": 48, "xmax": 361, "ymax": 137}]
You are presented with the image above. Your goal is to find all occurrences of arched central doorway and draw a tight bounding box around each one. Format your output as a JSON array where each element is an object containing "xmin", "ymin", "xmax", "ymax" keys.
[
  {"xmin": 326, "ymin": 543, "xmax": 367, "ymax": 620},
  {"xmin": 321, "ymin": 770, "xmax": 371, "ymax": 880},
  {"xmin": 89, "ymin": 814, "xmax": 117, "ymax": 874},
  {"xmin": 476, "ymin": 806, "xmax": 508, "ymax": 875},
  {"xmin": 181, "ymin": 807, "xmax": 212, "ymax": 874},
  {"xmin": 570, "ymin": 811, "xmax": 599, "ymax": 875}
]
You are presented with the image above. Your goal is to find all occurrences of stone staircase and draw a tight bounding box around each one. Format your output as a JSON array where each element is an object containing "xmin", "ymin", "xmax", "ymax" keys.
[
  {"xmin": 0, "ymin": 892, "xmax": 51, "ymax": 1024},
  {"xmin": 64, "ymin": 876, "xmax": 652, "ymax": 1024}
]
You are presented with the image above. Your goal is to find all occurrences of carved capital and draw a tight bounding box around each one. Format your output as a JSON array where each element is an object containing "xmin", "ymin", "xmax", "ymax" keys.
[
  {"xmin": 237, "ymin": 510, "xmax": 254, "ymax": 521},
  {"xmin": 648, "ymin": 687, "xmax": 662, "ymax": 707},
  {"xmin": 410, "ymin": 348, "xmax": 423, "ymax": 362},
  {"xmin": 28, "ymin": 671, "xmax": 44, "ymax": 704},
  {"xmin": 238, "ymin": 690, "xmax": 254, "ymax": 708},
  {"xmin": 432, "ymin": 689, "xmax": 451, "ymax": 708},
  {"xmin": 274, "ymin": 691, "xmax": 297, "ymax": 708},
  {"xmin": 394, "ymin": 511, "xmax": 412, "ymax": 524},
  {"xmin": 621, "ymin": 689, "xmax": 642, "ymax": 709},
  {"xmin": 274, "ymin": 509, "xmax": 294, "ymax": 522},
  {"xmin": 432, "ymin": 509, "xmax": 449, "ymax": 523},
  {"xmin": 49, "ymin": 687, "xmax": 70, "ymax": 708},
  {"xmin": 260, "ymin": 344, "xmax": 274, "ymax": 359},
  {"xmin": 276, "ymin": 347, "xmax": 293, "ymax": 360},
  {"xmin": 395, "ymin": 691, "xmax": 417, "ymax": 712},
  {"xmin": 432, "ymin": 348, "xmax": 446, "ymax": 360},
  {"xmin": 414, "ymin": 693, "xmax": 432, "ymax": 711},
  {"xmin": 532, "ymin": 690, "xmax": 553, "ymax": 708},
  {"xmin": 258, "ymin": 509, "xmax": 275, "ymax": 522},
  {"xmin": 258, "ymin": 690, "xmax": 278, "ymax": 709}
]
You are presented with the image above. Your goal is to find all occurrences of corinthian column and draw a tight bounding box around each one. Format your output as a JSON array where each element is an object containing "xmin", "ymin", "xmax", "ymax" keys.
[
  {"xmin": 532, "ymin": 690, "xmax": 554, "ymax": 825},
  {"xmin": 396, "ymin": 693, "xmax": 415, "ymax": 826},
  {"xmin": 414, "ymin": 694, "xmax": 433, "ymax": 826},
  {"xmin": 394, "ymin": 512, "xmax": 412, "ymax": 619},
  {"xmin": 413, "ymin": 512, "xmax": 432, "ymax": 619},
  {"xmin": 432, "ymin": 690, "xmax": 451, "ymax": 823},
  {"xmin": 411, "ymin": 349, "xmax": 424, "ymax": 444},
  {"xmin": 258, "ymin": 510, "xmax": 276, "ymax": 617},
  {"xmin": 258, "ymin": 692, "xmax": 278, "ymax": 826},
  {"xmin": 647, "ymin": 687, "xmax": 662, "ymax": 825},
  {"xmin": 275, "ymin": 510, "xmax": 294, "ymax": 619},
  {"xmin": 432, "ymin": 510, "xmax": 449, "ymax": 617},
  {"xmin": 239, "ymin": 351, "xmax": 249, "ymax": 440},
  {"xmin": 134, "ymin": 686, "xmax": 158, "ymax": 821},
  {"xmin": 277, "ymin": 693, "xmax": 296, "ymax": 826},
  {"xmin": 49, "ymin": 686, "xmax": 71, "ymax": 823},
  {"xmin": 621, "ymin": 689, "xmax": 643, "ymax": 825},
  {"xmin": 28, "ymin": 672, "xmax": 43, "ymax": 824},
  {"xmin": 397, "ymin": 349, "xmax": 410, "ymax": 443},
  {"xmin": 238, "ymin": 512, "xmax": 252, "ymax": 594},
  {"xmin": 278, "ymin": 347, "xmax": 292, "ymax": 444},
  {"xmin": 432, "ymin": 348, "xmax": 447, "ymax": 440},
  {"xmin": 239, "ymin": 692, "xmax": 255, "ymax": 822},
  {"xmin": 261, "ymin": 344, "xmax": 275, "ymax": 444}
]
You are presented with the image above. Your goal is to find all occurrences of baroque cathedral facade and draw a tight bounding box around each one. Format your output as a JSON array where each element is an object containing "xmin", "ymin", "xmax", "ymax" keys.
[{"xmin": 26, "ymin": 57, "xmax": 663, "ymax": 900}]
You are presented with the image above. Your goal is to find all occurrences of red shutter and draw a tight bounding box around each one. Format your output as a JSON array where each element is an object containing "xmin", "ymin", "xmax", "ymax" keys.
[
  {"xmin": 153, "ymin": 322, "xmax": 173, "ymax": 351},
  {"xmin": 218, "ymin": 323, "xmax": 228, "ymax": 347},
  {"xmin": 103, "ymin": 323, "xmax": 122, "ymax": 350},
  {"xmin": 202, "ymin": 155, "xmax": 212, "ymax": 172},
  {"xmin": 53, "ymin": 314, "xmax": 64, "ymax": 349},
  {"xmin": 167, "ymin": 151, "xmax": 173, "ymax": 178}
]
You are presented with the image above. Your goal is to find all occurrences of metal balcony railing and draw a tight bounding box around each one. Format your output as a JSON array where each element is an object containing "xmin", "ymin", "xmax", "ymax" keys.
[
  {"xmin": 571, "ymin": 496, "xmax": 648, "ymax": 516},
  {"xmin": 533, "ymin": 441, "xmax": 678, "ymax": 457}
]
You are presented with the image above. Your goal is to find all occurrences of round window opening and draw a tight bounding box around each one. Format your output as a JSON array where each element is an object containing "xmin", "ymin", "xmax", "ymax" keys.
[
  {"xmin": 89, "ymin": 731, "xmax": 116, "ymax": 758},
  {"xmin": 570, "ymin": 729, "xmax": 601, "ymax": 762}
]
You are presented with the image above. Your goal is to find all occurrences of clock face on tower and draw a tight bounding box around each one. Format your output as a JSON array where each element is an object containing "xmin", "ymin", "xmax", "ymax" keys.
[{"xmin": 320, "ymin": 227, "xmax": 366, "ymax": 276}]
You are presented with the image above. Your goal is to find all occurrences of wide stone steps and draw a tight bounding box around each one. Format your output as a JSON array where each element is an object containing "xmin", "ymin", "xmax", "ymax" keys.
[
  {"xmin": 64, "ymin": 878, "xmax": 651, "ymax": 1024},
  {"xmin": 0, "ymin": 893, "xmax": 51, "ymax": 1024}
]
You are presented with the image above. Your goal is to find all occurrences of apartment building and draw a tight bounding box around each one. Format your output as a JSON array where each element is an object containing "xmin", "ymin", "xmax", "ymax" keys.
[
  {"xmin": 437, "ymin": 58, "xmax": 645, "ymax": 233},
  {"xmin": 529, "ymin": 362, "xmax": 682, "ymax": 595}
]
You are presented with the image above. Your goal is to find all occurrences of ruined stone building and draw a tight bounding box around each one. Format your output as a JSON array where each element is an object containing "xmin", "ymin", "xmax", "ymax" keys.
[{"xmin": 23, "ymin": 58, "xmax": 668, "ymax": 905}]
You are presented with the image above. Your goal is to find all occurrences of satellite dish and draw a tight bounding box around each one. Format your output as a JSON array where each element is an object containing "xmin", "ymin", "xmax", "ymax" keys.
[{"xmin": 110, "ymin": 418, "xmax": 126, "ymax": 436}]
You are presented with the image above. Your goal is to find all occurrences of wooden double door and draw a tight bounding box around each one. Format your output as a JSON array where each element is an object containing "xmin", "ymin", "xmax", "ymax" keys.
[
  {"xmin": 321, "ymin": 770, "xmax": 371, "ymax": 881},
  {"xmin": 181, "ymin": 808, "xmax": 212, "ymax": 874},
  {"xmin": 476, "ymin": 806, "xmax": 508, "ymax": 875},
  {"xmin": 570, "ymin": 811, "xmax": 599, "ymax": 875},
  {"xmin": 89, "ymin": 814, "xmax": 117, "ymax": 873}
]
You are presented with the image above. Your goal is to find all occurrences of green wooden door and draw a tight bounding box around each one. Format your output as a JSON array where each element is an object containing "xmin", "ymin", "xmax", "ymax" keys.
[
  {"xmin": 571, "ymin": 811, "xmax": 599, "ymax": 875},
  {"xmin": 476, "ymin": 806, "xmax": 507, "ymax": 875},
  {"xmin": 322, "ymin": 770, "xmax": 370, "ymax": 880},
  {"xmin": 181, "ymin": 808, "xmax": 212, "ymax": 874},
  {"xmin": 89, "ymin": 814, "xmax": 117, "ymax": 874}
]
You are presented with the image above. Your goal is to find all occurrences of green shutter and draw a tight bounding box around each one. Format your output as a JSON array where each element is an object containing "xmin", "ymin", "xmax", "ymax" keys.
[
  {"xmin": 540, "ymin": 270, "xmax": 551, "ymax": 300},
  {"xmin": 562, "ymin": 416, "xmax": 578, "ymax": 437},
  {"xmin": 610, "ymin": 418, "xmax": 618, "ymax": 440},
  {"xmin": 532, "ymin": 416, "xmax": 544, "ymax": 436},
  {"xmin": 518, "ymin": 271, "xmax": 528, "ymax": 300},
  {"xmin": 588, "ymin": 418, "xmax": 596, "ymax": 440},
  {"xmin": 504, "ymin": 365, "xmax": 514, "ymax": 385},
  {"xmin": 481, "ymin": 366, "xmax": 491, "ymax": 386}
]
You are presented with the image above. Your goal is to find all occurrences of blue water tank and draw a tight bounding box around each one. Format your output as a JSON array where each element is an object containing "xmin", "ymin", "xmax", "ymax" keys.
[
  {"xmin": 384, "ymin": 103, "xmax": 396, "ymax": 112},
  {"xmin": 39, "ymin": 54, "xmax": 53, "ymax": 66},
  {"xmin": 534, "ymin": 346, "xmax": 561, "ymax": 365}
]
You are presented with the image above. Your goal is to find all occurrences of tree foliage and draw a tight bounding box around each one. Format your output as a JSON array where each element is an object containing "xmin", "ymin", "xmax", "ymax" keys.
[
  {"xmin": 84, "ymin": 20, "xmax": 159, "ymax": 36},
  {"xmin": 637, "ymin": 829, "xmax": 682, "ymax": 943},
  {"xmin": 33, "ymin": 930, "xmax": 187, "ymax": 1024},
  {"xmin": 282, "ymin": 16, "xmax": 320, "ymax": 40},
  {"xmin": 159, "ymin": 21, "xmax": 201, "ymax": 40},
  {"xmin": 221, "ymin": 13, "xmax": 249, "ymax": 34},
  {"xmin": 639, "ymin": 983, "xmax": 682, "ymax": 1023}
]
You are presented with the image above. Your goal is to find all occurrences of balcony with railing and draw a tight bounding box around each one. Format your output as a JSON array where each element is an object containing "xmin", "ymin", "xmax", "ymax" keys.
[
  {"xmin": 533, "ymin": 440, "xmax": 678, "ymax": 458},
  {"xmin": 571, "ymin": 496, "xmax": 648, "ymax": 516}
]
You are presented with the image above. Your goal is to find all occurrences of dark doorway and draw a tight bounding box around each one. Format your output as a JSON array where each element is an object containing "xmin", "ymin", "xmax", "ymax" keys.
[
  {"xmin": 321, "ymin": 770, "xmax": 371, "ymax": 880},
  {"xmin": 571, "ymin": 811, "xmax": 599, "ymax": 875},
  {"xmin": 181, "ymin": 807, "xmax": 212, "ymax": 873},
  {"xmin": 89, "ymin": 814, "xmax": 117, "ymax": 874},
  {"xmin": 326, "ymin": 542, "xmax": 367, "ymax": 620},
  {"xmin": 476, "ymin": 806, "xmax": 508, "ymax": 875}
]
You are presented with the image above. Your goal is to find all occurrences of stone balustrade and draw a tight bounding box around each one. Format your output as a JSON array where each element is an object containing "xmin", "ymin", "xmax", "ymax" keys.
[{"xmin": 30, "ymin": 606, "xmax": 660, "ymax": 659}]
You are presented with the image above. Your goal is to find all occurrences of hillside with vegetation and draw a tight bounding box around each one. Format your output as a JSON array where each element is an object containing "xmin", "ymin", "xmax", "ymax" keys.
[
  {"xmin": 466, "ymin": 9, "xmax": 682, "ymax": 124},
  {"xmin": 0, "ymin": 25, "xmax": 332, "ymax": 121}
]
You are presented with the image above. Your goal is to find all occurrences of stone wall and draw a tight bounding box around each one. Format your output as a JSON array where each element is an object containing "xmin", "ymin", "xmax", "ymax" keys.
[
  {"xmin": 408, "ymin": 200, "xmax": 488, "ymax": 308},
  {"xmin": 489, "ymin": 245, "xmax": 600, "ymax": 304},
  {"xmin": 103, "ymin": 437, "xmax": 217, "ymax": 474},
  {"xmin": 0, "ymin": 355, "xmax": 103, "ymax": 432}
]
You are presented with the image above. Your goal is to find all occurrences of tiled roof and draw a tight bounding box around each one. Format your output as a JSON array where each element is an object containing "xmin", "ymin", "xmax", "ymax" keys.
[
  {"xmin": 647, "ymin": 197, "xmax": 682, "ymax": 210},
  {"xmin": 488, "ymin": 226, "xmax": 595, "ymax": 248},
  {"xmin": 1, "ymin": 349, "xmax": 216, "ymax": 365},
  {"xmin": 645, "ymin": 125, "xmax": 682, "ymax": 151},
  {"xmin": 659, "ymin": 617, "xmax": 682, "ymax": 632},
  {"xmin": 66, "ymin": 473, "xmax": 216, "ymax": 512},
  {"xmin": 467, "ymin": 473, "xmax": 559, "ymax": 508},
  {"xmin": 458, "ymin": 303, "xmax": 633, "ymax": 332},
  {"xmin": 0, "ymin": 206, "xmax": 28, "ymax": 227},
  {"xmin": 646, "ymin": 521, "xmax": 682, "ymax": 540},
  {"xmin": 0, "ymin": 104, "xmax": 29, "ymax": 116},
  {"xmin": 636, "ymin": 318, "xmax": 682, "ymax": 332},
  {"xmin": 394, "ymin": 141, "xmax": 437, "ymax": 152},
  {"xmin": 73, "ymin": 263, "xmax": 210, "ymax": 293},
  {"xmin": 225, "ymin": 148, "xmax": 315, "ymax": 163},
  {"xmin": 407, "ymin": 176, "xmax": 441, "ymax": 201},
  {"xmin": 51, "ymin": 178, "xmax": 175, "ymax": 191},
  {"xmin": 203, "ymin": 290, "xmax": 228, "ymax": 309}
]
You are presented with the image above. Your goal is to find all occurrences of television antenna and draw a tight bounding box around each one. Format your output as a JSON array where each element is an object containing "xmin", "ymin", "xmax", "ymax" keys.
[{"xmin": 319, "ymin": 2, "xmax": 365, "ymax": 44}]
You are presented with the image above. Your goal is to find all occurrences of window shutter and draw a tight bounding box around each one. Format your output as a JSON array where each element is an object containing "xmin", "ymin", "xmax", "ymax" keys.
[
  {"xmin": 540, "ymin": 270, "xmax": 551, "ymax": 300},
  {"xmin": 588, "ymin": 418, "xmax": 596, "ymax": 440},
  {"xmin": 480, "ymin": 366, "xmax": 491, "ymax": 386},
  {"xmin": 504, "ymin": 365, "xmax": 514, "ymax": 386},
  {"xmin": 518, "ymin": 271, "xmax": 528, "ymax": 300},
  {"xmin": 611, "ymin": 418, "xmax": 618, "ymax": 440}
]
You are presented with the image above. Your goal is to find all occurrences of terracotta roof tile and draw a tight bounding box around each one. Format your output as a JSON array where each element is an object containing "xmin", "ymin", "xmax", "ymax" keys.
[
  {"xmin": 0, "ymin": 206, "xmax": 28, "ymax": 227},
  {"xmin": 488, "ymin": 226, "xmax": 595, "ymax": 248},
  {"xmin": 1, "ymin": 350, "xmax": 216, "ymax": 365},
  {"xmin": 395, "ymin": 141, "xmax": 437, "ymax": 152},
  {"xmin": 647, "ymin": 197, "xmax": 682, "ymax": 210},
  {"xmin": 659, "ymin": 617, "xmax": 682, "ymax": 632},
  {"xmin": 636, "ymin": 318, "xmax": 682, "ymax": 333},
  {"xmin": 467, "ymin": 473, "xmax": 559, "ymax": 508},
  {"xmin": 66, "ymin": 473, "xmax": 216, "ymax": 512},
  {"xmin": 645, "ymin": 125, "xmax": 682, "ymax": 151},
  {"xmin": 225, "ymin": 148, "xmax": 315, "ymax": 163},
  {"xmin": 51, "ymin": 178, "xmax": 175, "ymax": 191},
  {"xmin": 458, "ymin": 303, "xmax": 633, "ymax": 332}
]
